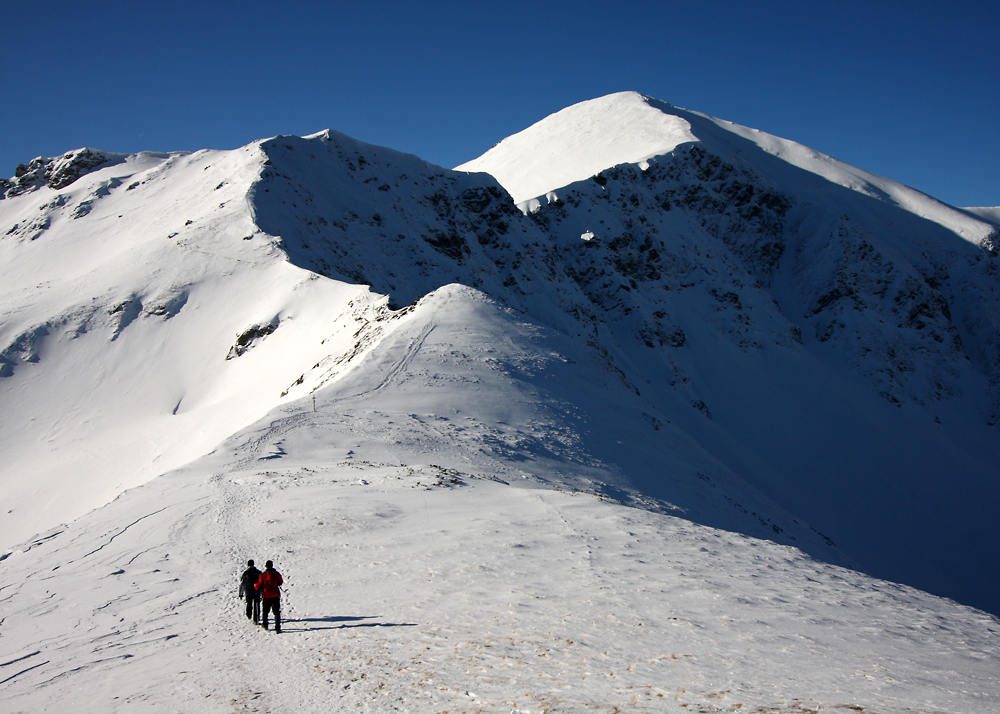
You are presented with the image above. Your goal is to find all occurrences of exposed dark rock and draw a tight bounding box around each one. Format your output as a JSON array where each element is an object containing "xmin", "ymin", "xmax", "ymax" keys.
[
  {"xmin": 227, "ymin": 318, "xmax": 281, "ymax": 360},
  {"xmin": 5, "ymin": 149, "xmax": 123, "ymax": 198}
]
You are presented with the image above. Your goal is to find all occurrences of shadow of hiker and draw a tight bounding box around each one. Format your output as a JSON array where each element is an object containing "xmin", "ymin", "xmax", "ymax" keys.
[{"xmin": 280, "ymin": 615, "xmax": 418, "ymax": 632}]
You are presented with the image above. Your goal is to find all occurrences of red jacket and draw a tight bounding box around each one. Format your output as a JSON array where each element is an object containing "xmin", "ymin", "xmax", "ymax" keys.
[{"xmin": 255, "ymin": 568, "xmax": 283, "ymax": 598}]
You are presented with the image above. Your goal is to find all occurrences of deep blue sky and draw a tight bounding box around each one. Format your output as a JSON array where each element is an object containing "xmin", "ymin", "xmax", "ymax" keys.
[{"xmin": 3, "ymin": 1, "xmax": 997, "ymax": 207}]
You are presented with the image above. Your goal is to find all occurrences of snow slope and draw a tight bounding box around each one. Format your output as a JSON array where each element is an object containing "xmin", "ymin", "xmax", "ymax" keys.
[
  {"xmin": 0, "ymin": 144, "xmax": 392, "ymax": 548},
  {"xmin": 1, "ymin": 284, "xmax": 998, "ymax": 713},
  {"xmin": 455, "ymin": 93, "xmax": 697, "ymax": 205}
]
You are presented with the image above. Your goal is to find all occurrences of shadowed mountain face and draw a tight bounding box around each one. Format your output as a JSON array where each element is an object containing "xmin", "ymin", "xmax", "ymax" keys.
[{"xmin": 3, "ymin": 94, "xmax": 1000, "ymax": 615}]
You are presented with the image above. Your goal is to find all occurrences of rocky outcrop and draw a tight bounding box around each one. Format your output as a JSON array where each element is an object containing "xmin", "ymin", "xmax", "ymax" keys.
[{"xmin": 3, "ymin": 148, "xmax": 124, "ymax": 198}]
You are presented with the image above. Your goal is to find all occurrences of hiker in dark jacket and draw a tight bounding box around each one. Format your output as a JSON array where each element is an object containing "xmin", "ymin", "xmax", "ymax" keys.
[
  {"xmin": 255, "ymin": 560, "xmax": 284, "ymax": 633},
  {"xmin": 239, "ymin": 560, "xmax": 262, "ymax": 623}
]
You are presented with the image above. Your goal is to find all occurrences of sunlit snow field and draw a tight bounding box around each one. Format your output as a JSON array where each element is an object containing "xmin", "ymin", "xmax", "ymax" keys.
[
  {"xmin": 4, "ymin": 424, "xmax": 999, "ymax": 712},
  {"xmin": 2, "ymin": 286, "xmax": 998, "ymax": 713}
]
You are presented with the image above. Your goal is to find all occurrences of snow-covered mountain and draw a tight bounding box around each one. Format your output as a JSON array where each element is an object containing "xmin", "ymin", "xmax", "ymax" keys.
[
  {"xmin": 2, "ymin": 92, "xmax": 999, "ymax": 712},
  {"xmin": 457, "ymin": 93, "xmax": 1000, "ymax": 612},
  {"xmin": 0, "ymin": 143, "xmax": 392, "ymax": 548}
]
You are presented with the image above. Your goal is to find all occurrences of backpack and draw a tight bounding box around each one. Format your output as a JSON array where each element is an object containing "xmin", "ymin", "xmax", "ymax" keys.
[{"xmin": 239, "ymin": 567, "xmax": 261, "ymax": 597}]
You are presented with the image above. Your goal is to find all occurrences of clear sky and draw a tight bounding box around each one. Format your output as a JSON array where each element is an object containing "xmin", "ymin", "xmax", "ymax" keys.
[{"xmin": 3, "ymin": 0, "xmax": 997, "ymax": 207}]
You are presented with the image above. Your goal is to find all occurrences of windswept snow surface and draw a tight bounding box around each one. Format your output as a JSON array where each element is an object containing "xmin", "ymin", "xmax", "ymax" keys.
[{"xmin": 1, "ymin": 285, "xmax": 998, "ymax": 713}]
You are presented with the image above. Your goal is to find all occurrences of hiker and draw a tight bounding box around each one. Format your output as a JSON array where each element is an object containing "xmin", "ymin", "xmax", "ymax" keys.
[
  {"xmin": 255, "ymin": 559, "xmax": 284, "ymax": 633},
  {"xmin": 239, "ymin": 559, "xmax": 262, "ymax": 623}
]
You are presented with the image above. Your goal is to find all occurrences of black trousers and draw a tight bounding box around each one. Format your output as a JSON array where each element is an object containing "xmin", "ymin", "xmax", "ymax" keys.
[
  {"xmin": 262, "ymin": 597, "xmax": 280, "ymax": 631},
  {"xmin": 245, "ymin": 593, "xmax": 260, "ymax": 622}
]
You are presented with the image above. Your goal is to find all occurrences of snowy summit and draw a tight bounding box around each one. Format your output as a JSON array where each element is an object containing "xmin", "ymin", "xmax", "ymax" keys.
[
  {"xmin": 1, "ymin": 92, "xmax": 999, "ymax": 713},
  {"xmin": 455, "ymin": 92, "xmax": 698, "ymax": 206}
]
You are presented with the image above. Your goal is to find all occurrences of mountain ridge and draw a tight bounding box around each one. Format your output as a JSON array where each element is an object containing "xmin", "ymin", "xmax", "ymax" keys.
[{"xmin": 2, "ymin": 93, "xmax": 999, "ymax": 617}]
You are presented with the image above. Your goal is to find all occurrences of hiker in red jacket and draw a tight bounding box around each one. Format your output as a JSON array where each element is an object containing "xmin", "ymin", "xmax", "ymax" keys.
[{"xmin": 255, "ymin": 560, "xmax": 284, "ymax": 633}]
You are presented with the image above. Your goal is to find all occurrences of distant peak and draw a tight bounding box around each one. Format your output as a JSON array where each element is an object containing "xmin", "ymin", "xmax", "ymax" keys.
[
  {"xmin": 577, "ymin": 90, "xmax": 672, "ymax": 108},
  {"xmin": 303, "ymin": 129, "xmax": 333, "ymax": 141},
  {"xmin": 455, "ymin": 92, "xmax": 695, "ymax": 204}
]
